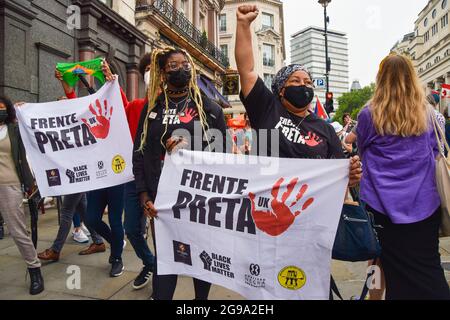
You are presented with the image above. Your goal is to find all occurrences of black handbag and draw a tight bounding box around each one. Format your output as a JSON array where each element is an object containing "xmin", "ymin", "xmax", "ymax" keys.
[{"xmin": 332, "ymin": 190, "xmax": 381, "ymax": 262}]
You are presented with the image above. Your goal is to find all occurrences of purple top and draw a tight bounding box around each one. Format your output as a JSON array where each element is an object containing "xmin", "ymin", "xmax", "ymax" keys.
[{"xmin": 357, "ymin": 106, "xmax": 440, "ymax": 224}]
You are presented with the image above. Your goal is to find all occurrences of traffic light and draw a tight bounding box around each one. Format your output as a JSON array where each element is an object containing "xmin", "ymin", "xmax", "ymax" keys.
[{"xmin": 325, "ymin": 92, "xmax": 334, "ymax": 114}]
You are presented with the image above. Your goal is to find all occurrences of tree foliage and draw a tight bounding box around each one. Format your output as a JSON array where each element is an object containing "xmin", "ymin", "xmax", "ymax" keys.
[{"xmin": 333, "ymin": 84, "xmax": 375, "ymax": 124}]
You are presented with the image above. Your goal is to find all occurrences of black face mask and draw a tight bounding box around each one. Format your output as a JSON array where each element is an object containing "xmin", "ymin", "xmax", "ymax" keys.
[
  {"xmin": 0, "ymin": 110, "xmax": 7, "ymax": 123},
  {"xmin": 167, "ymin": 69, "xmax": 192, "ymax": 88},
  {"xmin": 283, "ymin": 86, "xmax": 314, "ymax": 109}
]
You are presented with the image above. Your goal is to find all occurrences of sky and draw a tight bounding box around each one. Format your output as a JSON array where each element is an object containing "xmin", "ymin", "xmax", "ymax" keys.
[{"xmin": 283, "ymin": 0, "xmax": 430, "ymax": 88}]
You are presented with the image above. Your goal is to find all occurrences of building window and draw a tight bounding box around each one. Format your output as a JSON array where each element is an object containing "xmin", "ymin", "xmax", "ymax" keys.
[
  {"xmin": 426, "ymin": 62, "xmax": 432, "ymax": 69},
  {"xmin": 262, "ymin": 13, "xmax": 274, "ymax": 29},
  {"xmin": 443, "ymin": 0, "xmax": 448, "ymax": 9},
  {"xmin": 99, "ymin": 0, "xmax": 112, "ymax": 7},
  {"xmin": 219, "ymin": 14, "xmax": 227, "ymax": 32},
  {"xmin": 220, "ymin": 44, "xmax": 228, "ymax": 60},
  {"xmin": 432, "ymin": 23, "xmax": 439, "ymax": 36},
  {"xmin": 180, "ymin": 0, "xmax": 189, "ymax": 17},
  {"xmin": 432, "ymin": 9, "xmax": 437, "ymax": 19},
  {"xmin": 442, "ymin": 13, "xmax": 449, "ymax": 28},
  {"xmin": 200, "ymin": 14, "xmax": 206, "ymax": 32},
  {"xmin": 424, "ymin": 31, "xmax": 430, "ymax": 42},
  {"xmin": 264, "ymin": 74, "xmax": 275, "ymax": 90},
  {"xmin": 424, "ymin": 18, "xmax": 428, "ymax": 27},
  {"xmin": 263, "ymin": 44, "xmax": 275, "ymax": 67}
]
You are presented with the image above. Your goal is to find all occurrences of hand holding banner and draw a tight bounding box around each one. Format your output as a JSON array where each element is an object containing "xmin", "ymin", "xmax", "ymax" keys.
[
  {"xmin": 154, "ymin": 150, "xmax": 349, "ymax": 300},
  {"xmin": 15, "ymin": 78, "xmax": 133, "ymax": 196}
]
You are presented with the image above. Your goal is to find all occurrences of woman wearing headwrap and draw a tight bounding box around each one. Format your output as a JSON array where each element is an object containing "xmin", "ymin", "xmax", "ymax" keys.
[{"xmin": 235, "ymin": 5, "xmax": 361, "ymax": 186}]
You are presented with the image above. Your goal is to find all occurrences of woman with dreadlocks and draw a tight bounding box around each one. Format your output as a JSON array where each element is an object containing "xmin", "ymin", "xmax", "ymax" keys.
[{"xmin": 133, "ymin": 47, "xmax": 228, "ymax": 300}]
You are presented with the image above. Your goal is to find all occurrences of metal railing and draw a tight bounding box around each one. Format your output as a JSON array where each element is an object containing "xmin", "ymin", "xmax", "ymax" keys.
[{"xmin": 136, "ymin": 0, "xmax": 230, "ymax": 68}]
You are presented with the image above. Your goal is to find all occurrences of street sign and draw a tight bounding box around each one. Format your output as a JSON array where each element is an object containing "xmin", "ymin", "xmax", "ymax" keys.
[{"xmin": 314, "ymin": 78, "xmax": 326, "ymax": 89}]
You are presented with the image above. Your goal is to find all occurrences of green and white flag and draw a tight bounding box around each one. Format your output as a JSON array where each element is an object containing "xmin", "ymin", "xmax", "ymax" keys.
[{"xmin": 56, "ymin": 58, "xmax": 105, "ymax": 87}]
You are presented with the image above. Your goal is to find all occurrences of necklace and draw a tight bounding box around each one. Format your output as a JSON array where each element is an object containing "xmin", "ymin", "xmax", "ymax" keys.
[
  {"xmin": 290, "ymin": 111, "xmax": 309, "ymax": 132},
  {"xmin": 168, "ymin": 96, "xmax": 191, "ymax": 117}
]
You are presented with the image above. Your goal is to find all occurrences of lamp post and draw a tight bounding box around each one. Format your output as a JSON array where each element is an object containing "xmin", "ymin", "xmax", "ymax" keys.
[{"xmin": 318, "ymin": 0, "xmax": 331, "ymax": 99}]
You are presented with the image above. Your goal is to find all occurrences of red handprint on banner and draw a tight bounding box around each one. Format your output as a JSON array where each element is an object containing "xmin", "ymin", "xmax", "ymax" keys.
[
  {"xmin": 82, "ymin": 99, "xmax": 113, "ymax": 139},
  {"xmin": 305, "ymin": 132, "xmax": 323, "ymax": 147},
  {"xmin": 179, "ymin": 108, "xmax": 198, "ymax": 124},
  {"xmin": 248, "ymin": 178, "xmax": 314, "ymax": 237}
]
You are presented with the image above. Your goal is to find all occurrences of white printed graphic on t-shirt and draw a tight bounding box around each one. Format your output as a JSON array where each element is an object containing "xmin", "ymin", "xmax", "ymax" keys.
[
  {"xmin": 275, "ymin": 117, "xmax": 323, "ymax": 147},
  {"xmin": 163, "ymin": 108, "xmax": 198, "ymax": 125}
]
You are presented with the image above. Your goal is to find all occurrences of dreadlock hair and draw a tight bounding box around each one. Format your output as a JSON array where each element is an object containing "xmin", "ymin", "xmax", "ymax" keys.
[{"xmin": 137, "ymin": 47, "xmax": 210, "ymax": 152}]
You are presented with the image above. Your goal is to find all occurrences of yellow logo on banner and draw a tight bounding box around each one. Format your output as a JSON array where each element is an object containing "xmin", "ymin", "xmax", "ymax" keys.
[
  {"xmin": 112, "ymin": 155, "xmax": 125, "ymax": 174},
  {"xmin": 278, "ymin": 266, "xmax": 306, "ymax": 290}
]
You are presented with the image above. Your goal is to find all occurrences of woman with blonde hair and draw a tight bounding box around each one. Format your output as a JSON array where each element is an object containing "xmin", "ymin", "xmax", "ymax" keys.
[{"xmin": 357, "ymin": 53, "xmax": 450, "ymax": 300}]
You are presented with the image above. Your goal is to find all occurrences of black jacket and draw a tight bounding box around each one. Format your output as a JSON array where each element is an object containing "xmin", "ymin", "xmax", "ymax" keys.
[
  {"xmin": 133, "ymin": 94, "xmax": 229, "ymax": 201},
  {"xmin": 7, "ymin": 123, "xmax": 35, "ymax": 193}
]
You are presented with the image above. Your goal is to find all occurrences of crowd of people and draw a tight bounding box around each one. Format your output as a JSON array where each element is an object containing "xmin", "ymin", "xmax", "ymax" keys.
[{"xmin": 0, "ymin": 4, "xmax": 449, "ymax": 300}]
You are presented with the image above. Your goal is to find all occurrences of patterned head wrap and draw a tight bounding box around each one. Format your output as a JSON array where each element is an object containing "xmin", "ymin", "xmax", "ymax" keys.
[{"xmin": 271, "ymin": 64, "xmax": 313, "ymax": 97}]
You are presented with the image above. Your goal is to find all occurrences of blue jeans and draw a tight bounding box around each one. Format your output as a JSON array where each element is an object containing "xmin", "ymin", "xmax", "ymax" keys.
[
  {"xmin": 86, "ymin": 185, "xmax": 125, "ymax": 260},
  {"xmin": 124, "ymin": 181, "xmax": 155, "ymax": 268},
  {"xmin": 73, "ymin": 212, "xmax": 81, "ymax": 228}
]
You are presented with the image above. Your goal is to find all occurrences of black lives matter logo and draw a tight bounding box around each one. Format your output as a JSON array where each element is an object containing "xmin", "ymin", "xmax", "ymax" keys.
[
  {"xmin": 199, "ymin": 251, "xmax": 234, "ymax": 279},
  {"xmin": 245, "ymin": 263, "xmax": 266, "ymax": 288},
  {"xmin": 66, "ymin": 165, "xmax": 90, "ymax": 184},
  {"xmin": 173, "ymin": 241, "xmax": 192, "ymax": 266},
  {"xmin": 46, "ymin": 169, "xmax": 61, "ymax": 187}
]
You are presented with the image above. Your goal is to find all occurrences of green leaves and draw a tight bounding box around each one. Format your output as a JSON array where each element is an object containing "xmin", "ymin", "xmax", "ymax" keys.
[{"xmin": 334, "ymin": 84, "xmax": 375, "ymax": 124}]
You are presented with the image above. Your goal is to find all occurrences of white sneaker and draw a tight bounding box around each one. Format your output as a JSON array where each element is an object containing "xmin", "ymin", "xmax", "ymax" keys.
[
  {"xmin": 73, "ymin": 229, "xmax": 89, "ymax": 243},
  {"xmin": 80, "ymin": 223, "xmax": 90, "ymax": 236}
]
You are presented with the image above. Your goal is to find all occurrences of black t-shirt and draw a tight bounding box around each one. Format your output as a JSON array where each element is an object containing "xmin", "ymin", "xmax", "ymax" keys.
[
  {"xmin": 132, "ymin": 93, "xmax": 228, "ymax": 197},
  {"xmin": 240, "ymin": 78, "xmax": 345, "ymax": 159},
  {"xmin": 147, "ymin": 96, "xmax": 207, "ymax": 154}
]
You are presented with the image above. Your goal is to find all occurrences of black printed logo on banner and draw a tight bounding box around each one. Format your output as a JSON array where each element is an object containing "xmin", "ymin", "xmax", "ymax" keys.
[
  {"xmin": 46, "ymin": 169, "xmax": 61, "ymax": 187},
  {"xmin": 200, "ymin": 251, "xmax": 212, "ymax": 271},
  {"xmin": 173, "ymin": 241, "xmax": 192, "ymax": 266},
  {"xmin": 199, "ymin": 251, "xmax": 234, "ymax": 279},
  {"xmin": 249, "ymin": 264, "xmax": 260, "ymax": 276},
  {"xmin": 66, "ymin": 165, "xmax": 90, "ymax": 184},
  {"xmin": 96, "ymin": 160, "xmax": 107, "ymax": 179},
  {"xmin": 245, "ymin": 263, "xmax": 266, "ymax": 288},
  {"xmin": 66, "ymin": 169, "xmax": 76, "ymax": 184}
]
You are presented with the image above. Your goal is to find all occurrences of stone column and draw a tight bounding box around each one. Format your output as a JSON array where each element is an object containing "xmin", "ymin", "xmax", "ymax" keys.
[
  {"xmin": 207, "ymin": 8, "xmax": 215, "ymax": 44},
  {"xmin": 193, "ymin": 0, "xmax": 200, "ymax": 28},
  {"xmin": 78, "ymin": 43, "xmax": 96, "ymax": 88},
  {"xmin": 126, "ymin": 64, "xmax": 140, "ymax": 101}
]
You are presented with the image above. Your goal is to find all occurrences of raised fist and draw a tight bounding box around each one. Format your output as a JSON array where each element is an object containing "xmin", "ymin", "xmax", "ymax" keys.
[
  {"xmin": 236, "ymin": 5, "xmax": 259, "ymax": 24},
  {"xmin": 199, "ymin": 251, "xmax": 212, "ymax": 271}
]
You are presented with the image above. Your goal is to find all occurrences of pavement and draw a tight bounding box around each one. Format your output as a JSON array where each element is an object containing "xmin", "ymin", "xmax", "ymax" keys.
[{"xmin": 0, "ymin": 207, "xmax": 449, "ymax": 300}]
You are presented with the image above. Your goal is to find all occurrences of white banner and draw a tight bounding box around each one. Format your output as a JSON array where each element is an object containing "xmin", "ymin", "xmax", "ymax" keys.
[
  {"xmin": 154, "ymin": 150, "xmax": 349, "ymax": 300},
  {"xmin": 16, "ymin": 79, "xmax": 133, "ymax": 196}
]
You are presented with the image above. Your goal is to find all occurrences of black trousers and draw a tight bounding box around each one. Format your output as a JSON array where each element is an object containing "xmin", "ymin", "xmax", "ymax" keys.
[
  {"xmin": 371, "ymin": 207, "xmax": 450, "ymax": 300},
  {"xmin": 150, "ymin": 220, "xmax": 211, "ymax": 300}
]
